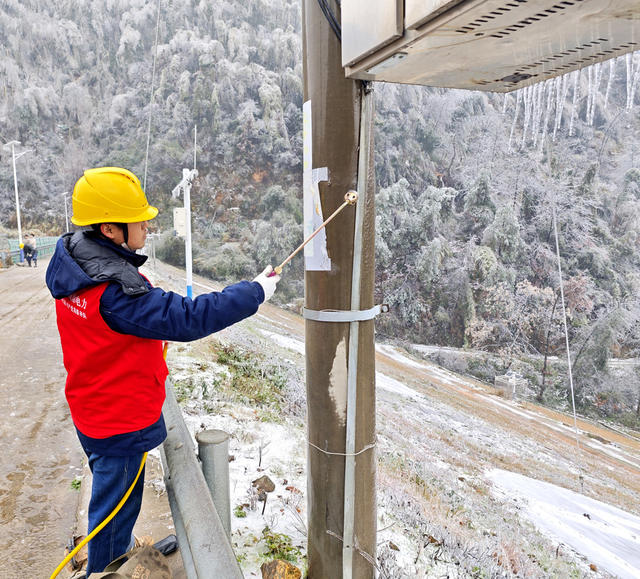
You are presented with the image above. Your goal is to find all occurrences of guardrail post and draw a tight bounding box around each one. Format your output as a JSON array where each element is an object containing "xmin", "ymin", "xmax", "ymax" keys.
[{"xmin": 196, "ymin": 429, "xmax": 232, "ymax": 538}]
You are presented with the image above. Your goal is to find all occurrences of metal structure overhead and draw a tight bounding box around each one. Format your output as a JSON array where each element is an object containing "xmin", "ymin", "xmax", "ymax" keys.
[{"xmin": 342, "ymin": 0, "xmax": 640, "ymax": 92}]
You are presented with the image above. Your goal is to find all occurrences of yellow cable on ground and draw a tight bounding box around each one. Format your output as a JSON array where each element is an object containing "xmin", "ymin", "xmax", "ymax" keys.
[{"xmin": 50, "ymin": 451, "xmax": 148, "ymax": 579}]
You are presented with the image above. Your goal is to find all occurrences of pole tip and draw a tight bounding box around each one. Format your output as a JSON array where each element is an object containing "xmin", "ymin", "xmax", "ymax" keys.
[{"xmin": 345, "ymin": 190, "xmax": 358, "ymax": 205}]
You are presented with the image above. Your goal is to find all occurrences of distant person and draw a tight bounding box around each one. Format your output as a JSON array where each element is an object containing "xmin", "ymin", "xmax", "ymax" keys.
[
  {"xmin": 46, "ymin": 167, "xmax": 280, "ymax": 576},
  {"xmin": 23, "ymin": 234, "xmax": 37, "ymax": 267}
]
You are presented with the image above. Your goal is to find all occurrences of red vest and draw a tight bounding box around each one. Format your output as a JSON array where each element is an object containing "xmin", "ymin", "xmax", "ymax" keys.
[{"xmin": 55, "ymin": 283, "xmax": 168, "ymax": 438}]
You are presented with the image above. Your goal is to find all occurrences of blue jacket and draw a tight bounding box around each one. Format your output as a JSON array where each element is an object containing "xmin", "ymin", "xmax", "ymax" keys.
[
  {"xmin": 46, "ymin": 231, "xmax": 265, "ymax": 455},
  {"xmin": 46, "ymin": 231, "xmax": 265, "ymax": 341}
]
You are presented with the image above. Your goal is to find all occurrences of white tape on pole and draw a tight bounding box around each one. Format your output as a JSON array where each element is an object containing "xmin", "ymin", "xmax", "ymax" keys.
[{"xmin": 303, "ymin": 100, "xmax": 332, "ymax": 271}]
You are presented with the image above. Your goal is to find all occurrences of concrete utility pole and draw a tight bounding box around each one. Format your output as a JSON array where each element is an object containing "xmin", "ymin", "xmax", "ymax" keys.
[{"xmin": 303, "ymin": 1, "xmax": 377, "ymax": 577}]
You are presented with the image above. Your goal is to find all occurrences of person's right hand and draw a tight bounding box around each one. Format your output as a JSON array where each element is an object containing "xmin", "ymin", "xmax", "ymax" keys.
[{"xmin": 253, "ymin": 265, "xmax": 280, "ymax": 302}]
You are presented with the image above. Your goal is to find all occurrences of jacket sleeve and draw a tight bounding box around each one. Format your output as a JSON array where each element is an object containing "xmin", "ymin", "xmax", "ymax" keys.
[{"xmin": 99, "ymin": 280, "xmax": 265, "ymax": 341}]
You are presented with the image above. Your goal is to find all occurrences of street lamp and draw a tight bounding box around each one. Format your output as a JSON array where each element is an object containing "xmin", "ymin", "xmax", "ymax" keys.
[
  {"xmin": 62, "ymin": 191, "xmax": 70, "ymax": 233},
  {"xmin": 170, "ymin": 125, "xmax": 198, "ymax": 298},
  {"xmin": 171, "ymin": 168, "xmax": 197, "ymax": 298},
  {"xmin": 4, "ymin": 140, "xmax": 32, "ymax": 262}
]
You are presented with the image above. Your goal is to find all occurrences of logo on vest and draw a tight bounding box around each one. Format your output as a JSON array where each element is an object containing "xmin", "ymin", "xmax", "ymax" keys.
[{"xmin": 62, "ymin": 294, "xmax": 88, "ymax": 319}]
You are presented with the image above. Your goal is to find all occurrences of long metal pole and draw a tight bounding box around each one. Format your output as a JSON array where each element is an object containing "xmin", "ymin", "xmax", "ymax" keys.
[
  {"xmin": 9, "ymin": 142, "xmax": 25, "ymax": 263},
  {"xmin": 343, "ymin": 84, "xmax": 375, "ymax": 579},
  {"xmin": 63, "ymin": 192, "xmax": 69, "ymax": 233},
  {"xmin": 184, "ymin": 125, "xmax": 197, "ymax": 299},
  {"xmin": 184, "ymin": 180, "xmax": 193, "ymax": 299},
  {"xmin": 11, "ymin": 143, "xmax": 23, "ymax": 247},
  {"xmin": 275, "ymin": 191, "xmax": 357, "ymax": 274}
]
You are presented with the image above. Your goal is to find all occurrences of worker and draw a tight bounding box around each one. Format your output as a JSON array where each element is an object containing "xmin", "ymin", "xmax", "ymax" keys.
[
  {"xmin": 23, "ymin": 233, "xmax": 38, "ymax": 267},
  {"xmin": 45, "ymin": 167, "xmax": 280, "ymax": 576}
]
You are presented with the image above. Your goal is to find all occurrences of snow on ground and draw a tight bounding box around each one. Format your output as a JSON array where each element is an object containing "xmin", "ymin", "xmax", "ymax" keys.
[
  {"xmin": 181, "ymin": 402, "xmax": 308, "ymax": 576},
  {"xmin": 150, "ymin": 266, "xmax": 640, "ymax": 577},
  {"xmin": 376, "ymin": 371, "xmax": 424, "ymax": 402},
  {"xmin": 380, "ymin": 343, "xmax": 486, "ymax": 391},
  {"xmin": 487, "ymin": 469, "xmax": 640, "ymax": 579},
  {"xmin": 258, "ymin": 329, "xmax": 305, "ymax": 356}
]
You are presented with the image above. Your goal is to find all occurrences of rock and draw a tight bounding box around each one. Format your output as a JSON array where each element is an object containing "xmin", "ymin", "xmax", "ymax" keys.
[
  {"xmin": 253, "ymin": 474, "xmax": 276, "ymax": 493},
  {"xmin": 261, "ymin": 559, "xmax": 302, "ymax": 579}
]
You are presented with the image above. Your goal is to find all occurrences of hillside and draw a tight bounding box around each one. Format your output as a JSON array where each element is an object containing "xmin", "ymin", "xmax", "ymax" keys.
[
  {"xmin": 146, "ymin": 259, "xmax": 640, "ymax": 578},
  {"xmin": 2, "ymin": 1, "xmax": 640, "ymax": 424}
]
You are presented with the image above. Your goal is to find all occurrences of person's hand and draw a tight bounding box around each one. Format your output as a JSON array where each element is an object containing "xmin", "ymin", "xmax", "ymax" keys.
[{"xmin": 253, "ymin": 265, "xmax": 280, "ymax": 302}]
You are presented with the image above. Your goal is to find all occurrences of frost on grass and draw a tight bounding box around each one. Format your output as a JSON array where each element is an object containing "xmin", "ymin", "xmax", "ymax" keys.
[
  {"xmin": 165, "ymin": 339, "xmax": 308, "ymax": 576},
  {"xmin": 162, "ymin": 321, "xmax": 637, "ymax": 577},
  {"xmin": 374, "ymin": 376, "xmax": 596, "ymax": 577},
  {"xmin": 168, "ymin": 337, "xmax": 305, "ymax": 420}
]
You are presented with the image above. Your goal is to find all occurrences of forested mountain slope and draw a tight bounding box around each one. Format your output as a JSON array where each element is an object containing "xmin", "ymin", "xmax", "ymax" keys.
[{"xmin": 2, "ymin": 0, "xmax": 640, "ymax": 422}]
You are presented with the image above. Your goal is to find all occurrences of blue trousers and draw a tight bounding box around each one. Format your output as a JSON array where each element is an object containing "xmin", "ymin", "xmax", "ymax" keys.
[{"xmin": 84, "ymin": 452, "xmax": 146, "ymax": 576}]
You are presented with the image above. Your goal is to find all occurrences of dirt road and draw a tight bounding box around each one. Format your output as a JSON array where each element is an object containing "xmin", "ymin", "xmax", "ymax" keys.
[{"xmin": 0, "ymin": 259, "xmax": 83, "ymax": 576}]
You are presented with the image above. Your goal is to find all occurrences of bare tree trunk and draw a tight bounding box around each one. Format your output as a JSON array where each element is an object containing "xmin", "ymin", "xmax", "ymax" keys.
[{"xmin": 539, "ymin": 293, "xmax": 560, "ymax": 401}]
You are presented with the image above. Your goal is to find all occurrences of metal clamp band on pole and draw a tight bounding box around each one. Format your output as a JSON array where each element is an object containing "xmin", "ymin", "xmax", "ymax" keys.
[{"xmin": 303, "ymin": 304, "xmax": 388, "ymax": 323}]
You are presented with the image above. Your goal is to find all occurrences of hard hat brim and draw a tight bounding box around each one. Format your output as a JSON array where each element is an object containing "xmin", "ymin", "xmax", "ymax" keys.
[{"xmin": 71, "ymin": 205, "xmax": 159, "ymax": 227}]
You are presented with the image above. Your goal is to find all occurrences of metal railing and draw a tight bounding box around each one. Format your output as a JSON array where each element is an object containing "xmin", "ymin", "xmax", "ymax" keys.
[
  {"xmin": 161, "ymin": 378, "xmax": 243, "ymax": 579},
  {"xmin": 2, "ymin": 236, "xmax": 58, "ymax": 265}
]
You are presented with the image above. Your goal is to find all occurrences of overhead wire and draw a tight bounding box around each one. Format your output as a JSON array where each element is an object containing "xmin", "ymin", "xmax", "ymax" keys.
[
  {"xmin": 143, "ymin": 0, "xmax": 162, "ymax": 192},
  {"xmin": 316, "ymin": 0, "xmax": 341, "ymax": 42},
  {"xmin": 552, "ymin": 198, "xmax": 585, "ymax": 492}
]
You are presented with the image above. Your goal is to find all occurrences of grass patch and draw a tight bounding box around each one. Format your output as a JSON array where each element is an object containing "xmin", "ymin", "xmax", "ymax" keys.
[
  {"xmin": 260, "ymin": 526, "xmax": 303, "ymax": 564},
  {"xmin": 213, "ymin": 343, "xmax": 288, "ymax": 412}
]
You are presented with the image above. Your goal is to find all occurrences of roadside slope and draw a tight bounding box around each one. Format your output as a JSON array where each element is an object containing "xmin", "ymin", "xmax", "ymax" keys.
[{"xmin": 146, "ymin": 258, "xmax": 640, "ymax": 577}]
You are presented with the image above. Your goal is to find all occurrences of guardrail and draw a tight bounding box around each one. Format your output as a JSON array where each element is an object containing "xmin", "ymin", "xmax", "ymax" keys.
[
  {"xmin": 2, "ymin": 237, "xmax": 58, "ymax": 266},
  {"xmin": 161, "ymin": 378, "xmax": 244, "ymax": 579}
]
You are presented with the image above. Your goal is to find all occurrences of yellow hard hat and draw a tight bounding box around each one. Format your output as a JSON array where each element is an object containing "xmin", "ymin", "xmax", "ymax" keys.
[
  {"xmin": 71, "ymin": 167, "xmax": 159, "ymax": 226},
  {"xmin": 19, "ymin": 242, "xmax": 24, "ymax": 249}
]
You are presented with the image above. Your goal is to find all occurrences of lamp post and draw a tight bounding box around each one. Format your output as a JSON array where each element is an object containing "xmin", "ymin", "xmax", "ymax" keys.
[
  {"xmin": 62, "ymin": 192, "xmax": 70, "ymax": 233},
  {"xmin": 170, "ymin": 125, "xmax": 198, "ymax": 298},
  {"xmin": 171, "ymin": 168, "xmax": 197, "ymax": 298},
  {"xmin": 4, "ymin": 141, "xmax": 32, "ymax": 262}
]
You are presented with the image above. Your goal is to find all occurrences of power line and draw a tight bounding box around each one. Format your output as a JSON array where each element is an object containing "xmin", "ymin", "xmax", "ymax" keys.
[
  {"xmin": 316, "ymin": 0, "xmax": 341, "ymax": 42},
  {"xmin": 143, "ymin": 0, "xmax": 162, "ymax": 192}
]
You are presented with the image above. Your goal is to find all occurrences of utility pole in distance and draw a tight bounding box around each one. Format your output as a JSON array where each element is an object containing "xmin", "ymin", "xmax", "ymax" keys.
[
  {"xmin": 303, "ymin": 1, "xmax": 377, "ymax": 577},
  {"xmin": 62, "ymin": 192, "xmax": 70, "ymax": 233},
  {"xmin": 172, "ymin": 167, "xmax": 197, "ymax": 298},
  {"xmin": 4, "ymin": 140, "xmax": 32, "ymax": 262}
]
